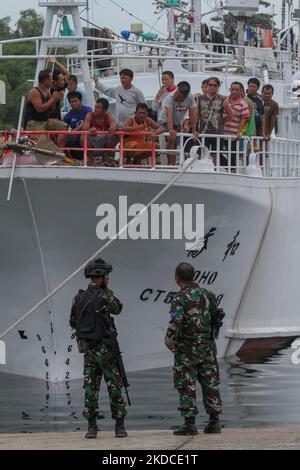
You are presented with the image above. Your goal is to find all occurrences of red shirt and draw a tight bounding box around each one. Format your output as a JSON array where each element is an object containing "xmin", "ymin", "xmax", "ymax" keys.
[{"xmin": 90, "ymin": 112, "xmax": 111, "ymax": 131}]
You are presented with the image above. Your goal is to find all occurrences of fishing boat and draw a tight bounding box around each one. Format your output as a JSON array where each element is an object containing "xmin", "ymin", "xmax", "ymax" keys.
[{"xmin": 1, "ymin": 0, "xmax": 300, "ymax": 381}]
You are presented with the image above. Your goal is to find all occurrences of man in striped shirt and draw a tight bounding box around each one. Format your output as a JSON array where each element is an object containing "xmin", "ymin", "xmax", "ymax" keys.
[{"xmin": 224, "ymin": 82, "xmax": 250, "ymax": 168}]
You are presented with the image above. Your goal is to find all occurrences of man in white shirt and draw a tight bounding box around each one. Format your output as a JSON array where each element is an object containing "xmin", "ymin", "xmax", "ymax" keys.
[
  {"xmin": 164, "ymin": 81, "xmax": 198, "ymax": 165},
  {"xmin": 152, "ymin": 71, "xmax": 177, "ymax": 124},
  {"xmin": 94, "ymin": 68, "xmax": 146, "ymax": 125}
]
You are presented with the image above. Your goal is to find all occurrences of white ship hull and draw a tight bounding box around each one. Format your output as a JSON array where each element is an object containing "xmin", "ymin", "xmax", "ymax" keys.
[{"xmin": 1, "ymin": 167, "xmax": 300, "ymax": 381}]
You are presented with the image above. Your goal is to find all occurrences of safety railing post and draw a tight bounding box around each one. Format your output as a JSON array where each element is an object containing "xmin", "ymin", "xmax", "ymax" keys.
[
  {"xmin": 151, "ymin": 139, "xmax": 156, "ymax": 169},
  {"xmin": 91, "ymin": 52, "xmax": 94, "ymax": 78},
  {"xmin": 179, "ymin": 134, "xmax": 184, "ymax": 166},
  {"xmin": 228, "ymin": 137, "xmax": 232, "ymax": 173},
  {"xmin": 7, "ymin": 95, "xmax": 25, "ymax": 202},
  {"xmin": 216, "ymin": 136, "xmax": 220, "ymax": 170},
  {"xmin": 242, "ymin": 137, "xmax": 247, "ymax": 173},
  {"xmin": 119, "ymin": 133, "xmax": 124, "ymax": 168},
  {"xmin": 83, "ymin": 133, "xmax": 88, "ymax": 167}
]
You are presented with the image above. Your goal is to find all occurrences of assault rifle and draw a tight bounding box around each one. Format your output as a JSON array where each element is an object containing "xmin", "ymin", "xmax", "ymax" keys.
[
  {"xmin": 211, "ymin": 307, "xmax": 225, "ymax": 340},
  {"xmin": 101, "ymin": 309, "xmax": 131, "ymax": 406},
  {"xmin": 207, "ymin": 292, "xmax": 225, "ymax": 341}
]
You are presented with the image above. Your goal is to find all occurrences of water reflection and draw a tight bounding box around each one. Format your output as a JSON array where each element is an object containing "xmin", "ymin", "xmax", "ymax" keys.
[{"xmin": 1, "ymin": 343, "xmax": 300, "ymax": 433}]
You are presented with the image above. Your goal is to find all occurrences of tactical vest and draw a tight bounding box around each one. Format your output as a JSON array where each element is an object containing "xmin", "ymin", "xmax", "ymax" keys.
[{"xmin": 73, "ymin": 288, "xmax": 106, "ymax": 341}]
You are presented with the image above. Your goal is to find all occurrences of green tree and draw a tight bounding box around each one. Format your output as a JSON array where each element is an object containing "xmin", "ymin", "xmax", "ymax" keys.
[
  {"xmin": 0, "ymin": 10, "xmax": 45, "ymax": 129},
  {"xmin": 0, "ymin": 16, "xmax": 12, "ymax": 40},
  {"xmin": 15, "ymin": 9, "xmax": 44, "ymax": 38}
]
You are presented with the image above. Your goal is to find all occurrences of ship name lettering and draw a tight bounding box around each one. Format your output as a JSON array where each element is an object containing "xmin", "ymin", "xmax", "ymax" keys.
[
  {"xmin": 186, "ymin": 227, "xmax": 217, "ymax": 257},
  {"xmin": 140, "ymin": 289, "xmax": 177, "ymax": 304},
  {"xmin": 223, "ymin": 231, "xmax": 240, "ymax": 261},
  {"xmin": 194, "ymin": 271, "xmax": 218, "ymax": 285}
]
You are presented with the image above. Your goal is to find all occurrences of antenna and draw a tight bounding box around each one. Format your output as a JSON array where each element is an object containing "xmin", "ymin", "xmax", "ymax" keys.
[
  {"xmin": 282, "ymin": 0, "xmax": 286, "ymax": 29},
  {"xmin": 87, "ymin": 0, "xmax": 90, "ymax": 22}
]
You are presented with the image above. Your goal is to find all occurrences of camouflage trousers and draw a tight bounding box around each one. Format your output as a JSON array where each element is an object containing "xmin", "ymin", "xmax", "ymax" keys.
[
  {"xmin": 83, "ymin": 346, "xmax": 127, "ymax": 420},
  {"xmin": 174, "ymin": 347, "xmax": 222, "ymax": 418}
]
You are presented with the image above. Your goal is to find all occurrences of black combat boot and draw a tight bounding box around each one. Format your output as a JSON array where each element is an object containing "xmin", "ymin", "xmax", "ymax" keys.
[
  {"xmin": 173, "ymin": 417, "xmax": 198, "ymax": 435},
  {"xmin": 85, "ymin": 417, "xmax": 98, "ymax": 438},
  {"xmin": 203, "ymin": 413, "xmax": 221, "ymax": 433},
  {"xmin": 115, "ymin": 417, "xmax": 128, "ymax": 438}
]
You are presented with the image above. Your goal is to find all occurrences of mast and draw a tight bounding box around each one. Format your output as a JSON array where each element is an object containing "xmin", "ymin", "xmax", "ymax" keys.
[
  {"xmin": 298, "ymin": 0, "xmax": 300, "ymax": 69},
  {"xmin": 86, "ymin": 0, "xmax": 90, "ymax": 23},
  {"xmin": 282, "ymin": 0, "xmax": 286, "ymax": 30},
  {"xmin": 36, "ymin": 1, "xmax": 94, "ymax": 106},
  {"xmin": 166, "ymin": 0, "xmax": 178, "ymax": 42},
  {"xmin": 192, "ymin": 0, "xmax": 202, "ymax": 45}
]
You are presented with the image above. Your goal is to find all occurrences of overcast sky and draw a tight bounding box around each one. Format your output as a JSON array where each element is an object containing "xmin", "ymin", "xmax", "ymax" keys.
[
  {"xmin": 3, "ymin": 0, "xmax": 168, "ymax": 35},
  {"xmin": 2, "ymin": 0, "xmax": 285, "ymax": 35}
]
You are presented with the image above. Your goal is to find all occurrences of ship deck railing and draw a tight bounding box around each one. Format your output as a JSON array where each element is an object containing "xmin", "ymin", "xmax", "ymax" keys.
[
  {"xmin": 70, "ymin": 39, "xmax": 291, "ymax": 80},
  {"xmin": 1, "ymin": 130, "xmax": 300, "ymax": 178},
  {"xmin": 0, "ymin": 35, "xmax": 292, "ymax": 81}
]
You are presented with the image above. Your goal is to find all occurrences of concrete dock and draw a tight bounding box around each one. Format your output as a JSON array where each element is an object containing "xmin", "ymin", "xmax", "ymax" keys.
[{"xmin": 0, "ymin": 428, "xmax": 300, "ymax": 450}]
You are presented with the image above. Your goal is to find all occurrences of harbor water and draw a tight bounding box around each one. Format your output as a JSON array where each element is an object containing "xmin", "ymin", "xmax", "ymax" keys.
[{"xmin": 1, "ymin": 342, "xmax": 300, "ymax": 433}]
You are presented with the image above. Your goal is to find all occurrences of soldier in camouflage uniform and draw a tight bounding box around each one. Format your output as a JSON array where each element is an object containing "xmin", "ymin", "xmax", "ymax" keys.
[
  {"xmin": 165, "ymin": 262, "xmax": 222, "ymax": 435},
  {"xmin": 70, "ymin": 258, "xmax": 127, "ymax": 439}
]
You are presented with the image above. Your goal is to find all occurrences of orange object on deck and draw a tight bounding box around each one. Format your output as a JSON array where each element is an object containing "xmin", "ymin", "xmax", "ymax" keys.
[{"xmin": 263, "ymin": 30, "xmax": 274, "ymax": 48}]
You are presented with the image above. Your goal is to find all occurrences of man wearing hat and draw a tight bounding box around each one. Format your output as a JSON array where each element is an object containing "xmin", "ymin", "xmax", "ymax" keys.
[{"xmin": 70, "ymin": 258, "xmax": 127, "ymax": 439}]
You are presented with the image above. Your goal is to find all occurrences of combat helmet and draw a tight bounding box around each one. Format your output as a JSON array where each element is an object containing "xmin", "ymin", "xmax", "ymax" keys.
[{"xmin": 84, "ymin": 258, "xmax": 112, "ymax": 278}]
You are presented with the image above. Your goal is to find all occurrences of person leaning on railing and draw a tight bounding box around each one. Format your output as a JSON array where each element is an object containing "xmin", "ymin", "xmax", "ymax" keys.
[
  {"xmin": 60, "ymin": 91, "xmax": 93, "ymax": 160},
  {"xmin": 237, "ymin": 83, "xmax": 256, "ymax": 160},
  {"xmin": 23, "ymin": 70, "xmax": 68, "ymax": 147},
  {"xmin": 197, "ymin": 77, "xmax": 232, "ymax": 165},
  {"xmin": 262, "ymin": 84, "xmax": 279, "ymax": 141},
  {"xmin": 223, "ymin": 82, "xmax": 250, "ymax": 169},
  {"xmin": 119, "ymin": 103, "xmax": 164, "ymax": 164},
  {"xmin": 81, "ymin": 97, "xmax": 117, "ymax": 165},
  {"xmin": 246, "ymin": 78, "xmax": 266, "ymax": 153},
  {"xmin": 182, "ymin": 77, "xmax": 232, "ymax": 165},
  {"xmin": 240, "ymin": 84, "xmax": 255, "ymax": 138},
  {"xmin": 247, "ymin": 78, "xmax": 265, "ymax": 139},
  {"xmin": 163, "ymin": 82, "xmax": 198, "ymax": 166}
]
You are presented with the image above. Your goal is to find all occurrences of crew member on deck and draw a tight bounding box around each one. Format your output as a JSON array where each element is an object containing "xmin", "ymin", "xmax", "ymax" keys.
[{"xmin": 24, "ymin": 70, "xmax": 68, "ymax": 142}]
